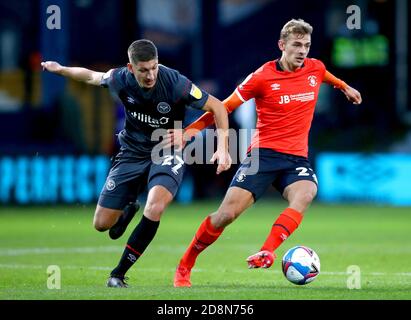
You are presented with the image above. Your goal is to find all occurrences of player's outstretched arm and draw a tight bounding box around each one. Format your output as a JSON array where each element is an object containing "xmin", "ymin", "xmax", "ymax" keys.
[
  {"xmin": 183, "ymin": 91, "xmax": 243, "ymax": 140},
  {"xmin": 202, "ymin": 95, "xmax": 232, "ymax": 175},
  {"xmin": 164, "ymin": 91, "xmax": 243, "ymax": 152},
  {"xmin": 340, "ymin": 85, "xmax": 362, "ymax": 105},
  {"xmin": 323, "ymin": 70, "xmax": 362, "ymax": 105},
  {"xmin": 41, "ymin": 61, "xmax": 105, "ymax": 86}
]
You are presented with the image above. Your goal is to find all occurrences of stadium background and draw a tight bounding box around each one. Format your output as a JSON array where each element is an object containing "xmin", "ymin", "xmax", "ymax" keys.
[
  {"xmin": 0, "ymin": 0, "xmax": 410, "ymax": 303},
  {"xmin": 1, "ymin": 0, "xmax": 409, "ymax": 206}
]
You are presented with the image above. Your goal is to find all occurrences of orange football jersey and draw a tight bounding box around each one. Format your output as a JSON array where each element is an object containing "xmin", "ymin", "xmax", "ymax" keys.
[{"xmin": 236, "ymin": 58, "xmax": 326, "ymax": 157}]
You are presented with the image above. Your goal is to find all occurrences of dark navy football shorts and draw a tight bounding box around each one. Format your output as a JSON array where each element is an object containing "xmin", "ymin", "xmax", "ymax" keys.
[
  {"xmin": 98, "ymin": 148, "xmax": 185, "ymax": 210},
  {"xmin": 230, "ymin": 148, "xmax": 318, "ymax": 202}
]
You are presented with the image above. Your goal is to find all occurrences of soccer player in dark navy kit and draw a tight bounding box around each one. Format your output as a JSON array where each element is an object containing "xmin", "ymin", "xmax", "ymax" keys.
[{"xmin": 41, "ymin": 39, "xmax": 231, "ymax": 287}]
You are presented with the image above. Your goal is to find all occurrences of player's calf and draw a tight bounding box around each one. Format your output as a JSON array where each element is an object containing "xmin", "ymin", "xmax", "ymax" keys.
[{"xmin": 109, "ymin": 201, "xmax": 140, "ymax": 240}]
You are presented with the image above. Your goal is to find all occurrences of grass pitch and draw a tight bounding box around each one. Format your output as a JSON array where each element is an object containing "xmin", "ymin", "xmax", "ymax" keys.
[{"xmin": 0, "ymin": 201, "xmax": 410, "ymax": 300}]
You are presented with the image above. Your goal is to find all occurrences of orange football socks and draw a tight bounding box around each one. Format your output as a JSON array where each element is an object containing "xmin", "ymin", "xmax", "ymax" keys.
[
  {"xmin": 260, "ymin": 208, "xmax": 303, "ymax": 253},
  {"xmin": 179, "ymin": 216, "xmax": 224, "ymax": 269}
]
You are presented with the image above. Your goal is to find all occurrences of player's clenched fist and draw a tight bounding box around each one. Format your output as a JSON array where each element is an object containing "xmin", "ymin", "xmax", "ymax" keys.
[{"xmin": 41, "ymin": 61, "xmax": 63, "ymax": 73}]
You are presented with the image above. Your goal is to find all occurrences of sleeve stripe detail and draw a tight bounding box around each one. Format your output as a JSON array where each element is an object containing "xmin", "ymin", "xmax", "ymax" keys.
[{"xmin": 235, "ymin": 88, "xmax": 246, "ymax": 102}]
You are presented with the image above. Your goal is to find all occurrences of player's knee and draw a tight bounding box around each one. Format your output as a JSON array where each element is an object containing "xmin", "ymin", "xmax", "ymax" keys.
[
  {"xmin": 93, "ymin": 216, "xmax": 110, "ymax": 232},
  {"xmin": 144, "ymin": 201, "xmax": 166, "ymax": 219},
  {"xmin": 215, "ymin": 209, "xmax": 238, "ymax": 227},
  {"xmin": 297, "ymin": 191, "xmax": 316, "ymax": 207},
  {"xmin": 93, "ymin": 208, "xmax": 113, "ymax": 232}
]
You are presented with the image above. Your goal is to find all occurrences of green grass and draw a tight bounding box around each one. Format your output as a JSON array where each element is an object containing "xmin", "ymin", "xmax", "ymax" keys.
[{"xmin": 0, "ymin": 201, "xmax": 410, "ymax": 300}]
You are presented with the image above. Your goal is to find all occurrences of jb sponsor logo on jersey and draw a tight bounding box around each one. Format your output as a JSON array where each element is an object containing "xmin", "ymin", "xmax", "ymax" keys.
[
  {"xmin": 279, "ymin": 92, "xmax": 315, "ymax": 104},
  {"xmin": 129, "ymin": 111, "xmax": 169, "ymax": 128}
]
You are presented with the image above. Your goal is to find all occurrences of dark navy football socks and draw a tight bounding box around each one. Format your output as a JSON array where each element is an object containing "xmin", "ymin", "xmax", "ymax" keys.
[{"xmin": 111, "ymin": 215, "xmax": 159, "ymax": 277}]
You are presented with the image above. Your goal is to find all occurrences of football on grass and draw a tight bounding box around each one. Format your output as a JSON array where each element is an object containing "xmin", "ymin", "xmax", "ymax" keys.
[{"xmin": 282, "ymin": 246, "xmax": 320, "ymax": 285}]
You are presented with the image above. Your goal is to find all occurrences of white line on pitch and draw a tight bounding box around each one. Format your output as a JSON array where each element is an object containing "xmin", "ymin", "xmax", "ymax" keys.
[
  {"xmin": 0, "ymin": 245, "xmax": 189, "ymax": 256},
  {"xmin": 0, "ymin": 263, "xmax": 410, "ymax": 277}
]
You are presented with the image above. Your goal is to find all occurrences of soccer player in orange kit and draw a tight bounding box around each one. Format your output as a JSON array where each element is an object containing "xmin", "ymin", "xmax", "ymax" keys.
[{"xmin": 173, "ymin": 19, "xmax": 362, "ymax": 287}]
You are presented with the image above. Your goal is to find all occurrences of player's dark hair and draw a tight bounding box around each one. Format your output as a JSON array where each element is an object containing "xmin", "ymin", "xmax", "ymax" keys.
[
  {"xmin": 127, "ymin": 39, "xmax": 158, "ymax": 64},
  {"xmin": 280, "ymin": 19, "xmax": 313, "ymax": 41}
]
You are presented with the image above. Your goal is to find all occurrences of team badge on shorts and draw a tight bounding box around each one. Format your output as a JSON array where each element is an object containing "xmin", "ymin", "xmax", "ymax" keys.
[
  {"xmin": 236, "ymin": 172, "xmax": 246, "ymax": 183},
  {"xmin": 106, "ymin": 179, "xmax": 116, "ymax": 191}
]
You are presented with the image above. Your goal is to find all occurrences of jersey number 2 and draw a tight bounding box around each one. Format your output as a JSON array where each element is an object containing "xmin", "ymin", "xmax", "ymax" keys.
[
  {"xmin": 296, "ymin": 167, "xmax": 318, "ymax": 184},
  {"xmin": 162, "ymin": 155, "xmax": 184, "ymax": 175}
]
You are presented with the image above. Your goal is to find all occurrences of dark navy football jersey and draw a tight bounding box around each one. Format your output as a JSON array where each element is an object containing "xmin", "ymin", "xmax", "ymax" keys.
[{"xmin": 101, "ymin": 64, "xmax": 209, "ymax": 155}]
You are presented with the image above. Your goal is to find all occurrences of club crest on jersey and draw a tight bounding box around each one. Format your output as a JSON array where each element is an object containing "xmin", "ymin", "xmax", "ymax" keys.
[
  {"xmin": 308, "ymin": 75, "xmax": 318, "ymax": 87},
  {"xmin": 190, "ymin": 84, "xmax": 202, "ymax": 99},
  {"xmin": 157, "ymin": 102, "xmax": 171, "ymax": 114}
]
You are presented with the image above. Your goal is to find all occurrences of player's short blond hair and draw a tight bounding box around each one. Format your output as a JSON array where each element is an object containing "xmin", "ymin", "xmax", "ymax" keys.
[{"xmin": 280, "ymin": 19, "xmax": 313, "ymax": 41}]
